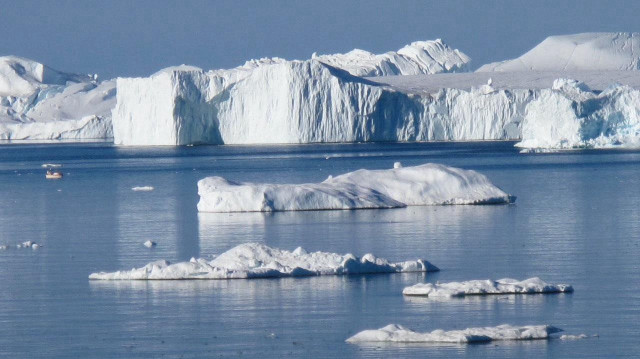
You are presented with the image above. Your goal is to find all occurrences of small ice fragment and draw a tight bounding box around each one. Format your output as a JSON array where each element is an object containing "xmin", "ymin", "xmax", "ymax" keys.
[
  {"xmin": 31, "ymin": 244, "xmax": 40, "ymax": 250},
  {"xmin": 143, "ymin": 240, "xmax": 156, "ymax": 248},
  {"xmin": 559, "ymin": 334, "xmax": 596, "ymax": 340},
  {"xmin": 0, "ymin": 245, "xmax": 8, "ymax": 250},
  {"xmin": 41, "ymin": 163, "xmax": 62, "ymax": 168},
  {"xmin": 393, "ymin": 162, "xmax": 402, "ymax": 168},
  {"xmin": 325, "ymin": 156, "xmax": 331, "ymax": 160},
  {"xmin": 132, "ymin": 186, "xmax": 154, "ymax": 191}
]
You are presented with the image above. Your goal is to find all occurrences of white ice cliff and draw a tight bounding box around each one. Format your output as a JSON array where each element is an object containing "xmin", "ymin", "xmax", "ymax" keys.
[
  {"xmin": 402, "ymin": 277, "xmax": 573, "ymax": 297},
  {"xmin": 88, "ymin": 242, "xmax": 438, "ymax": 280},
  {"xmin": 346, "ymin": 324, "xmax": 562, "ymax": 344},
  {"xmin": 197, "ymin": 163, "xmax": 515, "ymax": 213},
  {"xmin": 0, "ymin": 56, "xmax": 115, "ymax": 140}
]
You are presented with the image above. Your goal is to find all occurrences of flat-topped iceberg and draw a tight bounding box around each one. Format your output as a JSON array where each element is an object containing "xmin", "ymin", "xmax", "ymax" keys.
[
  {"xmin": 197, "ymin": 163, "xmax": 515, "ymax": 213},
  {"xmin": 478, "ymin": 32, "xmax": 640, "ymax": 72},
  {"xmin": 346, "ymin": 324, "xmax": 562, "ymax": 344},
  {"xmin": 88, "ymin": 242, "xmax": 438, "ymax": 280},
  {"xmin": 0, "ymin": 56, "xmax": 115, "ymax": 141},
  {"xmin": 517, "ymin": 79, "xmax": 640, "ymax": 150},
  {"xmin": 402, "ymin": 277, "xmax": 573, "ymax": 297}
]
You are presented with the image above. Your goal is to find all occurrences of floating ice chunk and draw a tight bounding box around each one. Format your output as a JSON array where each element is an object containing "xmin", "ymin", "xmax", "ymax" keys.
[
  {"xmin": 143, "ymin": 240, "xmax": 156, "ymax": 248},
  {"xmin": 41, "ymin": 163, "xmax": 62, "ymax": 168},
  {"xmin": 559, "ymin": 334, "xmax": 597, "ymax": 340},
  {"xmin": 132, "ymin": 186, "xmax": 154, "ymax": 192},
  {"xmin": 393, "ymin": 161, "xmax": 402, "ymax": 168},
  {"xmin": 197, "ymin": 163, "xmax": 515, "ymax": 213},
  {"xmin": 346, "ymin": 324, "xmax": 562, "ymax": 344},
  {"xmin": 88, "ymin": 242, "xmax": 438, "ymax": 280},
  {"xmin": 10, "ymin": 241, "xmax": 42, "ymax": 249},
  {"xmin": 0, "ymin": 245, "xmax": 9, "ymax": 250},
  {"xmin": 402, "ymin": 277, "xmax": 573, "ymax": 297}
]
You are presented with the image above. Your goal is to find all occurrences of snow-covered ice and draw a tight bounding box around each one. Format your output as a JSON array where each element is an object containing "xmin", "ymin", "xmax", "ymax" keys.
[
  {"xmin": 478, "ymin": 33, "xmax": 640, "ymax": 72},
  {"xmin": 315, "ymin": 39, "xmax": 470, "ymax": 76},
  {"xmin": 88, "ymin": 242, "xmax": 438, "ymax": 280},
  {"xmin": 0, "ymin": 56, "xmax": 114, "ymax": 141},
  {"xmin": 132, "ymin": 186, "xmax": 154, "ymax": 191},
  {"xmin": 346, "ymin": 324, "xmax": 562, "ymax": 344},
  {"xmin": 402, "ymin": 277, "xmax": 573, "ymax": 297},
  {"xmin": 197, "ymin": 163, "xmax": 515, "ymax": 213}
]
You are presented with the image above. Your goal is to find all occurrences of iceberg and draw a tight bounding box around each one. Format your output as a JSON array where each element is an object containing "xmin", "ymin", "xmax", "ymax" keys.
[
  {"xmin": 197, "ymin": 163, "xmax": 515, "ymax": 213},
  {"xmin": 402, "ymin": 277, "xmax": 573, "ymax": 297},
  {"xmin": 346, "ymin": 324, "xmax": 562, "ymax": 344},
  {"xmin": 516, "ymin": 79, "xmax": 640, "ymax": 150},
  {"xmin": 478, "ymin": 32, "xmax": 640, "ymax": 72},
  {"xmin": 88, "ymin": 242, "xmax": 438, "ymax": 280},
  {"xmin": 315, "ymin": 39, "xmax": 470, "ymax": 76},
  {"xmin": 0, "ymin": 56, "xmax": 115, "ymax": 141},
  {"xmin": 113, "ymin": 40, "xmax": 534, "ymax": 146}
]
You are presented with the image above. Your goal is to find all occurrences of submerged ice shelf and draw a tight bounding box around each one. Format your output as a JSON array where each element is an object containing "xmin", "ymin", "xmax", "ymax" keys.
[
  {"xmin": 346, "ymin": 324, "xmax": 562, "ymax": 344},
  {"xmin": 88, "ymin": 242, "xmax": 438, "ymax": 280},
  {"xmin": 402, "ymin": 277, "xmax": 573, "ymax": 297},
  {"xmin": 197, "ymin": 163, "xmax": 515, "ymax": 213}
]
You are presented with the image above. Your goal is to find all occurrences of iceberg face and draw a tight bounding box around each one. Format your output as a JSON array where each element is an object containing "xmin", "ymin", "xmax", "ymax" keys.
[
  {"xmin": 88, "ymin": 242, "xmax": 438, "ymax": 280},
  {"xmin": 315, "ymin": 39, "xmax": 471, "ymax": 76},
  {"xmin": 478, "ymin": 32, "xmax": 640, "ymax": 72},
  {"xmin": 402, "ymin": 277, "xmax": 573, "ymax": 297},
  {"xmin": 112, "ymin": 58, "xmax": 531, "ymax": 146},
  {"xmin": 517, "ymin": 79, "xmax": 640, "ymax": 150},
  {"xmin": 197, "ymin": 163, "xmax": 515, "ymax": 213},
  {"xmin": 0, "ymin": 56, "xmax": 115, "ymax": 141},
  {"xmin": 346, "ymin": 324, "xmax": 562, "ymax": 344}
]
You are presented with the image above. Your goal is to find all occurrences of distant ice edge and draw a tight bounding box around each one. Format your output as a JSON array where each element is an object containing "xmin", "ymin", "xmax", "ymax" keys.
[
  {"xmin": 346, "ymin": 324, "xmax": 562, "ymax": 344},
  {"xmin": 88, "ymin": 242, "xmax": 439, "ymax": 280},
  {"xmin": 196, "ymin": 163, "xmax": 515, "ymax": 213}
]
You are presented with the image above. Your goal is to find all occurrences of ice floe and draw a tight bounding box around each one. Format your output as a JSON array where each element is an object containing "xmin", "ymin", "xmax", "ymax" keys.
[
  {"xmin": 131, "ymin": 186, "xmax": 154, "ymax": 191},
  {"xmin": 88, "ymin": 242, "xmax": 438, "ymax": 280},
  {"xmin": 0, "ymin": 241, "xmax": 42, "ymax": 250},
  {"xmin": 402, "ymin": 277, "xmax": 573, "ymax": 297},
  {"xmin": 346, "ymin": 324, "xmax": 562, "ymax": 344},
  {"xmin": 197, "ymin": 163, "xmax": 514, "ymax": 212}
]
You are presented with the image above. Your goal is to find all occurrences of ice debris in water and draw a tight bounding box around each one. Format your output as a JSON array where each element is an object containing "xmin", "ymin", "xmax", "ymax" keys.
[
  {"xmin": 143, "ymin": 240, "xmax": 156, "ymax": 248},
  {"xmin": 132, "ymin": 186, "xmax": 154, "ymax": 191},
  {"xmin": 402, "ymin": 277, "xmax": 573, "ymax": 297},
  {"xmin": 1, "ymin": 241, "xmax": 42, "ymax": 250},
  {"xmin": 346, "ymin": 324, "xmax": 562, "ymax": 344},
  {"xmin": 393, "ymin": 161, "xmax": 402, "ymax": 168},
  {"xmin": 197, "ymin": 163, "xmax": 515, "ymax": 213},
  {"xmin": 88, "ymin": 242, "xmax": 439, "ymax": 280},
  {"xmin": 560, "ymin": 334, "xmax": 597, "ymax": 340}
]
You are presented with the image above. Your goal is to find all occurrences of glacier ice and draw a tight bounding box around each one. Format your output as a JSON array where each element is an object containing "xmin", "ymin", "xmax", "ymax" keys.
[
  {"xmin": 0, "ymin": 56, "xmax": 115, "ymax": 141},
  {"xmin": 402, "ymin": 277, "xmax": 573, "ymax": 297},
  {"xmin": 88, "ymin": 242, "xmax": 438, "ymax": 280},
  {"xmin": 478, "ymin": 32, "xmax": 640, "ymax": 72},
  {"xmin": 517, "ymin": 79, "xmax": 640, "ymax": 150},
  {"xmin": 315, "ymin": 39, "xmax": 471, "ymax": 76},
  {"xmin": 346, "ymin": 324, "xmax": 562, "ymax": 344},
  {"xmin": 197, "ymin": 163, "xmax": 515, "ymax": 213}
]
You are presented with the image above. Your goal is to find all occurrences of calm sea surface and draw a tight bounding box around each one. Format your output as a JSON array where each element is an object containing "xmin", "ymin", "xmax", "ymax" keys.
[{"xmin": 0, "ymin": 142, "xmax": 638, "ymax": 358}]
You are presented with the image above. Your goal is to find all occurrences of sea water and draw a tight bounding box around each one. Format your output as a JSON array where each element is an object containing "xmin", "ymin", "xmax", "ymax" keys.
[{"xmin": 0, "ymin": 142, "xmax": 638, "ymax": 358}]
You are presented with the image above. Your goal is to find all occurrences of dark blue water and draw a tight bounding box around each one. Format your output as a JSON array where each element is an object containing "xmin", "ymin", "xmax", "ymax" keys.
[{"xmin": 0, "ymin": 142, "xmax": 638, "ymax": 358}]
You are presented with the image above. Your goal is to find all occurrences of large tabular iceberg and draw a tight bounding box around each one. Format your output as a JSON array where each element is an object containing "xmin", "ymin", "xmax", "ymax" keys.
[
  {"xmin": 402, "ymin": 277, "xmax": 573, "ymax": 297},
  {"xmin": 0, "ymin": 56, "xmax": 115, "ymax": 140},
  {"xmin": 88, "ymin": 242, "xmax": 438, "ymax": 280},
  {"xmin": 346, "ymin": 324, "xmax": 562, "ymax": 344},
  {"xmin": 197, "ymin": 163, "xmax": 515, "ymax": 213}
]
